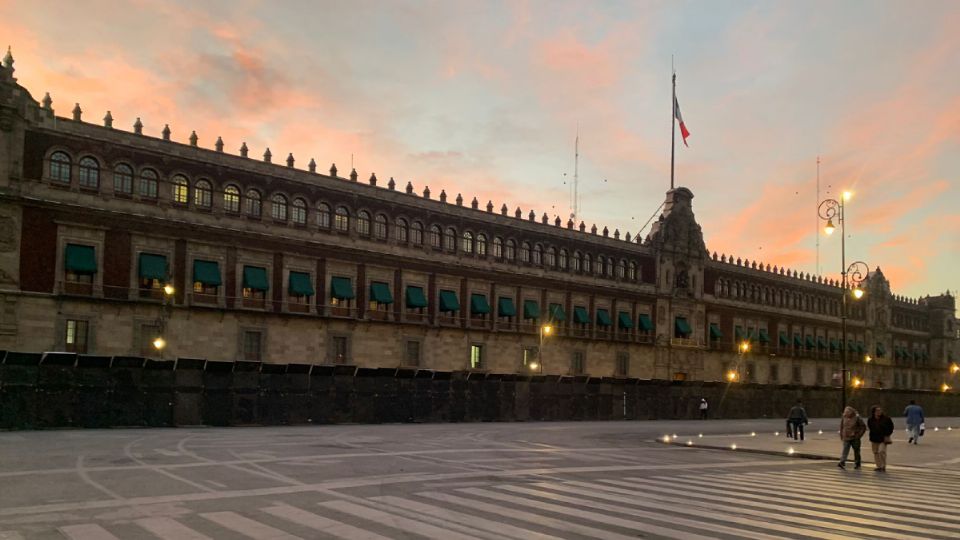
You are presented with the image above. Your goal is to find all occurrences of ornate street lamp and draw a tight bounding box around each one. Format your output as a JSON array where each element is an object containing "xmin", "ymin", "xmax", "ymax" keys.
[
  {"xmin": 820, "ymin": 192, "xmax": 870, "ymax": 407},
  {"xmin": 530, "ymin": 323, "xmax": 553, "ymax": 373}
]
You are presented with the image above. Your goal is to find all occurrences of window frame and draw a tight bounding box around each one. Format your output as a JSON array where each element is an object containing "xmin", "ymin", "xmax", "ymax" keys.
[
  {"xmin": 49, "ymin": 151, "xmax": 71, "ymax": 184},
  {"xmin": 271, "ymin": 193, "xmax": 288, "ymax": 221},
  {"xmin": 77, "ymin": 156, "xmax": 100, "ymax": 189},
  {"xmin": 172, "ymin": 175, "xmax": 190, "ymax": 205},
  {"xmin": 223, "ymin": 185, "xmax": 241, "ymax": 213},
  {"xmin": 113, "ymin": 163, "xmax": 134, "ymax": 195},
  {"xmin": 245, "ymin": 189, "xmax": 262, "ymax": 218},
  {"xmin": 194, "ymin": 179, "xmax": 213, "ymax": 208}
]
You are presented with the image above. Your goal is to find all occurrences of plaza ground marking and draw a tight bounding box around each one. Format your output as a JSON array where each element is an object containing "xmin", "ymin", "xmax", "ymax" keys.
[
  {"xmin": 58, "ymin": 524, "xmax": 121, "ymax": 540},
  {"xmin": 318, "ymin": 500, "xmax": 484, "ymax": 540},
  {"xmin": 262, "ymin": 504, "xmax": 391, "ymax": 540},
  {"xmin": 200, "ymin": 511, "xmax": 302, "ymax": 540},
  {"xmin": 135, "ymin": 517, "xmax": 213, "ymax": 540},
  {"xmin": 417, "ymin": 491, "xmax": 639, "ymax": 540}
]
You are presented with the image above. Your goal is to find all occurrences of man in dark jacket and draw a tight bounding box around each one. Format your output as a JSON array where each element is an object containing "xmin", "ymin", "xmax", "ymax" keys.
[
  {"xmin": 867, "ymin": 405, "xmax": 895, "ymax": 471},
  {"xmin": 787, "ymin": 399, "xmax": 809, "ymax": 441}
]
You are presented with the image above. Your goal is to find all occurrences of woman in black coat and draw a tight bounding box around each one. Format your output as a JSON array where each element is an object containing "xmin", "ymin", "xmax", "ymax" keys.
[{"xmin": 867, "ymin": 405, "xmax": 895, "ymax": 471}]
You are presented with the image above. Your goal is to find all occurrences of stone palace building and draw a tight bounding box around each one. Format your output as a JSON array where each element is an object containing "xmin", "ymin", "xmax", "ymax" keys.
[{"xmin": 1, "ymin": 51, "xmax": 956, "ymax": 389}]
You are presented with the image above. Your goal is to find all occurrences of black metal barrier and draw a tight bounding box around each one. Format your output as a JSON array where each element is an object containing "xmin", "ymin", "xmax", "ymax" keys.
[{"xmin": 3, "ymin": 350, "xmax": 960, "ymax": 429}]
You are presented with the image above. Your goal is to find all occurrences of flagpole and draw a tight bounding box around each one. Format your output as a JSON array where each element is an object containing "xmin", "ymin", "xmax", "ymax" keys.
[{"xmin": 671, "ymin": 72, "xmax": 676, "ymax": 191}]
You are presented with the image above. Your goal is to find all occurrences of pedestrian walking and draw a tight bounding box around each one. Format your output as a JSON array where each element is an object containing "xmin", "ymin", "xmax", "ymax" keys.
[
  {"xmin": 699, "ymin": 398, "xmax": 709, "ymax": 419},
  {"xmin": 838, "ymin": 406, "xmax": 866, "ymax": 469},
  {"xmin": 904, "ymin": 400, "xmax": 925, "ymax": 444},
  {"xmin": 787, "ymin": 399, "xmax": 808, "ymax": 441},
  {"xmin": 867, "ymin": 405, "xmax": 894, "ymax": 472}
]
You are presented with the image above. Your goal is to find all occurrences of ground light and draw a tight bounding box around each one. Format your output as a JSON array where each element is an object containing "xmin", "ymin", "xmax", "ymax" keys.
[
  {"xmin": 942, "ymin": 383, "xmax": 952, "ymax": 392},
  {"xmin": 787, "ymin": 448, "xmax": 795, "ymax": 455},
  {"xmin": 662, "ymin": 435, "xmax": 671, "ymax": 443},
  {"xmin": 730, "ymin": 444, "xmax": 737, "ymax": 450}
]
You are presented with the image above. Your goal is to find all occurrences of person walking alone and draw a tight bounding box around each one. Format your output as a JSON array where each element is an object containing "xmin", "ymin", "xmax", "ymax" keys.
[
  {"xmin": 699, "ymin": 398, "xmax": 709, "ymax": 420},
  {"xmin": 867, "ymin": 405, "xmax": 894, "ymax": 472},
  {"xmin": 787, "ymin": 399, "xmax": 808, "ymax": 441},
  {"xmin": 904, "ymin": 400, "xmax": 925, "ymax": 444},
  {"xmin": 838, "ymin": 406, "xmax": 866, "ymax": 469}
]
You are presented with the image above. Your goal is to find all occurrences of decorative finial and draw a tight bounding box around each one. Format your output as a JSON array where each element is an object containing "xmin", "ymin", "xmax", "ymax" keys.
[
  {"xmin": 387, "ymin": 177, "xmax": 396, "ymax": 190},
  {"xmin": 72, "ymin": 103, "xmax": 82, "ymax": 121},
  {"xmin": 471, "ymin": 197, "xmax": 478, "ymax": 209},
  {"xmin": 405, "ymin": 181, "xmax": 414, "ymax": 194},
  {"xmin": 500, "ymin": 203, "xmax": 508, "ymax": 215},
  {"xmin": 349, "ymin": 168, "xmax": 358, "ymax": 182},
  {"xmin": 41, "ymin": 92, "xmax": 52, "ymax": 110},
  {"xmin": 133, "ymin": 117, "xmax": 143, "ymax": 134},
  {"xmin": 613, "ymin": 228, "xmax": 620, "ymax": 240},
  {"xmin": 541, "ymin": 212, "xmax": 548, "ymax": 224},
  {"xmin": 215, "ymin": 136, "xmax": 224, "ymax": 152},
  {"xmin": 189, "ymin": 131, "xmax": 198, "ymax": 147},
  {"xmin": 603, "ymin": 226, "xmax": 609, "ymax": 237},
  {"xmin": 567, "ymin": 219, "xmax": 574, "ymax": 229},
  {"xmin": 486, "ymin": 200, "xmax": 494, "ymax": 212},
  {"xmin": 286, "ymin": 153, "xmax": 295, "ymax": 167},
  {"xmin": 263, "ymin": 147, "xmax": 272, "ymax": 163},
  {"xmin": 591, "ymin": 224, "xmax": 598, "ymax": 235},
  {"xmin": 527, "ymin": 209, "xmax": 535, "ymax": 221},
  {"xmin": 455, "ymin": 193, "xmax": 463, "ymax": 206},
  {"xmin": 368, "ymin": 172, "xmax": 377, "ymax": 185},
  {"xmin": 626, "ymin": 232, "xmax": 632, "ymax": 242},
  {"xmin": 554, "ymin": 216, "xmax": 561, "ymax": 227},
  {"xmin": 439, "ymin": 190, "xmax": 447, "ymax": 203},
  {"xmin": 240, "ymin": 142, "xmax": 249, "ymax": 158},
  {"xmin": 579, "ymin": 221, "xmax": 586, "ymax": 232},
  {"xmin": 423, "ymin": 186, "xmax": 431, "ymax": 199},
  {"xmin": 103, "ymin": 111, "xmax": 113, "ymax": 128},
  {"xmin": 329, "ymin": 163, "xmax": 337, "ymax": 176},
  {"xmin": 308, "ymin": 158, "xmax": 316, "ymax": 173},
  {"xmin": 2, "ymin": 46, "xmax": 13, "ymax": 70},
  {"xmin": 161, "ymin": 124, "xmax": 171, "ymax": 141}
]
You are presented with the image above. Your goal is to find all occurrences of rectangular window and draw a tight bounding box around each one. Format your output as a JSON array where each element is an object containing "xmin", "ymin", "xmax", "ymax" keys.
[
  {"xmin": 522, "ymin": 346, "xmax": 539, "ymax": 371},
  {"xmin": 616, "ymin": 352, "xmax": 629, "ymax": 376},
  {"xmin": 792, "ymin": 365, "xmax": 802, "ymax": 384},
  {"xmin": 288, "ymin": 271, "xmax": 314, "ymax": 309},
  {"xmin": 571, "ymin": 351, "xmax": 585, "ymax": 375},
  {"xmin": 470, "ymin": 344, "xmax": 484, "ymax": 369},
  {"xmin": 64, "ymin": 319, "xmax": 89, "ymax": 354},
  {"xmin": 331, "ymin": 336, "xmax": 349, "ymax": 363},
  {"xmin": 404, "ymin": 340, "xmax": 421, "ymax": 366},
  {"xmin": 242, "ymin": 331, "xmax": 262, "ymax": 361},
  {"xmin": 64, "ymin": 243, "xmax": 96, "ymax": 292}
]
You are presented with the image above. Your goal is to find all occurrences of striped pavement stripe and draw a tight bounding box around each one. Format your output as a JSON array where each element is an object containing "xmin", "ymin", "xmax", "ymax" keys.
[
  {"xmin": 262, "ymin": 504, "xmax": 392, "ymax": 540},
  {"xmin": 318, "ymin": 499, "xmax": 485, "ymax": 540},
  {"xmin": 777, "ymin": 469, "xmax": 960, "ymax": 500},
  {"xmin": 135, "ymin": 517, "xmax": 213, "ymax": 540},
  {"xmin": 200, "ymin": 511, "xmax": 302, "ymax": 540},
  {"xmin": 57, "ymin": 524, "xmax": 121, "ymax": 540}
]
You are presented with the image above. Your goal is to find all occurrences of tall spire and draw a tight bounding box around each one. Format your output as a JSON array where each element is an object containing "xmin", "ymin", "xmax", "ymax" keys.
[{"xmin": 2, "ymin": 46, "xmax": 13, "ymax": 70}]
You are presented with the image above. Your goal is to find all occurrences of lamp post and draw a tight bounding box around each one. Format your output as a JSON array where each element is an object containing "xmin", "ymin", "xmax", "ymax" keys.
[
  {"xmin": 154, "ymin": 283, "xmax": 175, "ymax": 359},
  {"xmin": 530, "ymin": 323, "xmax": 553, "ymax": 374},
  {"xmin": 819, "ymin": 192, "xmax": 870, "ymax": 407}
]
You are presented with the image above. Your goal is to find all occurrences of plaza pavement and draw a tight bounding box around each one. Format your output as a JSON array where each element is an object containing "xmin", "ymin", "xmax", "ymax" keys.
[{"xmin": 1, "ymin": 418, "xmax": 959, "ymax": 539}]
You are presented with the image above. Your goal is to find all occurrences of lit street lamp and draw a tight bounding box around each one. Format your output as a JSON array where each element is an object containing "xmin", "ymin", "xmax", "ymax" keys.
[
  {"xmin": 819, "ymin": 192, "xmax": 870, "ymax": 407},
  {"xmin": 530, "ymin": 323, "xmax": 554, "ymax": 373}
]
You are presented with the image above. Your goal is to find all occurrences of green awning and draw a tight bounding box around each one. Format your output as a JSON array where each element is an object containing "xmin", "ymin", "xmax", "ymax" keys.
[
  {"xmin": 746, "ymin": 328, "xmax": 756, "ymax": 343},
  {"xmin": 793, "ymin": 334, "xmax": 802, "ymax": 347},
  {"xmin": 804, "ymin": 335, "xmax": 815, "ymax": 349},
  {"xmin": 138, "ymin": 253, "xmax": 167, "ymax": 281},
  {"xmin": 406, "ymin": 286, "xmax": 427, "ymax": 308},
  {"xmin": 675, "ymin": 317, "xmax": 692, "ymax": 337},
  {"xmin": 618, "ymin": 311, "xmax": 633, "ymax": 329},
  {"xmin": 548, "ymin": 303, "xmax": 566, "ymax": 322},
  {"xmin": 894, "ymin": 346, "xmax": 902, "ymax": 359},
  {"xmin": 758, "ymin": 328, "xmax": 770, "ymax": 344},
  {"xmin": 709, "ymin": 323, "xmax": 723, "ymax": 339},
  {"xmin": 817, "ymin": 336, "xmax": 827, "ymax": 350},
  {"xmin": 830, "ymin": 338, "xmax": 839, "ymax": 352},
  {"xmin": 856, "ymin": 342, "xmax": 865, "ymax": 354},
  {"xmin": 523, "ymin": 300, "xmax": 540, "ymax": 319},
  {"xmin": 193, "ymin": 260, "xmax": 221, "ymax": 286},
  {"xmin": 439, "ymin": 290, "xmax": 459, "ymax": 312},
  {"xmin": 242, "ymin": 266, "xmax": 269, "ymax": 291},
  {"xmin": 470, "ymin": 293, "xmax": 490, "ymax": 314},
  {"xmin": 596, "ymin": 309, "xmax": 612, "ymax": 327},
  {"xmin": 638, "ymin": 314, "xmax": 654, "ymax": 331},
  {"xmin": 876, "ymin": 343, "xmax": 887, "ymax": 357},
  {"xmin": 734, "ymin": 326, "xmax": 744, "ymax": 340},
  {"xmin": 370, "ymin": 281, "xmax": 393, "ymax": 304},
  {"xmin": 288, "ymin": 271, "xmax": 314, "ymax": 296},
  {"xmin": 330, "ymin": 276, "xmax": 355, "ymax": 300},
  {"xmin": 779, "ymin": 331, "xmax": 789, "ymax": 346},
  {"xmin": 65, "ymin": 244, "xmax": 97, "ymax": 273},
  {"xmin": 497, "ymin": 296, "xmax": 516, "ymax": 317},
  {"xmin": 847, "ymin": 340, "xmax": 856, "ymax": 352},
  {"xmin": 905, "ymin": 350, "xmax": 913, "ymax": 360},
  {"xmin": 573, "ymin": 306, "xmax": 590, "ymax": 324}
]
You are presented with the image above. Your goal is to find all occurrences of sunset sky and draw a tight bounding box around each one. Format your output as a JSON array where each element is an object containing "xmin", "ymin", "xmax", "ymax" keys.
[{"xmin": 3, "ymin": 0, "xmax": 958, "ymax": 301}]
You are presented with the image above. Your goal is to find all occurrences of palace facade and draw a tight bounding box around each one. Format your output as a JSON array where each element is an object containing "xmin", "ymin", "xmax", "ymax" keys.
[{"xmin": 0, "ymin": 53, "xmax": 956, "ymax": 389}]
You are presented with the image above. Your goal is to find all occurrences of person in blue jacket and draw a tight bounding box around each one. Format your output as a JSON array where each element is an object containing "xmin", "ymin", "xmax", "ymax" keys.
[{"xmin": 904, "ymin": 400, "xmax": 924, "ymax": 444}]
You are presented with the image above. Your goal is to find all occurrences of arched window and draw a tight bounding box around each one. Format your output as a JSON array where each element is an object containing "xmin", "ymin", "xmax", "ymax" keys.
[
  {"xmin": 317, "ymin": 203, "xmax": 331, "ymax": 228},
  {"xmin": 532, "ymin": 244, "xmax": 543, "ymax": 266},
  {"xmin": 374, "ymin": 214, "xmax": 388, "ymax": 239},
  {"xmin": 139, "ymin": 169, "xmax": 159, "ymax": 198},
  {"xmin": 493, "ymin": 237, "xmax": 503, "ymax": 258},
  {"xmin": 476, "ymin": 234, "xmax": 487, "ymax": 256},
  {"xmin": 395, "ymin": 218, "xmax": 409, "ymax": 243},
  {"xmin": 596, "ymin": 256, "xmax": 605, "ymax": 275},
  {"xmin": 505, "ymin": 239, "xmax": 516, "ymax": 261},
  {"xmin": 356, "ymin": 211, "xmax": 371, "ymax": 236},
  {"xmin": 223, "ymin": 185, "xmax": 240, "ymax": 213},
  {"xmin": 292, "ymin": 198, "xmax": 307, "ymax": 225},
  {"xmin": 607, "ymin": 257, "xmax": 615, "ymax": 278},
  {"xmin": 113, "ymin": 163, "xmax": 134, "ymax": 194},
  {"xmin": 334, "ymin": 206, "xmax": 350, "ymax": 232},
  {"xmin": 271, "ymin": 194, "xmax": 288, "ymax": 221},
  {"xmin": 519, "ymin": 242, "xmax": 530, "ymax": 263},
  {"xmin": 49, "ymin": 151, "xmax": 71, "ymax": 183},
  {"xmin": 411, "ymin": 221, "xmax": 424, "ymax": 245},
  {"xmin": 245, "ymin": 189, "xmax": 262, "ymax": 217},
  {"xmin": 429, "ymin": 225, "xmax": 442, "ymax": 248},
  {"xmin": 78, "ymin": 157, "xmax": 99, "ymax": 189},
  {"xmin": 172, "ymin": 175, "xmax": 189, "ymax": 204},
  {"xmin": 559, "ymin": 249, "xmax": 568, "ymax": 270},
  {"xmin": 462, "ymin": 231, "xmax": 474, "ymax": 254},
  {"xmin": 616, "ymin": 259, "xmax": 626, "ymax": 279},
  {"xmin": 584, "ymin": 254, "xmax": 592, "ymax": 274},
  {"xmin": 195, "ymin": 180, "xmax": 213, "ymax": 208},
  {"xmin": 573, "ymin": 251, "xmax": 582, "ymax": 271},
  {"xmin": 628, "ymin": 261, "xmax": 637, "ymax": 281},
  {"xmin": 444, "ymin": 227, "xmax": 456, "ymax": 251},
  {"xmin": 545, "ymin": 247, "xmax": 556, "ymax": 268}
]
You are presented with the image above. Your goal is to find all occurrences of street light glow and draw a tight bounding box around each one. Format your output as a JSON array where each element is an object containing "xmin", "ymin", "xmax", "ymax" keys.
[
  {"xmin": 152, "ymin": 336, "xmax": 166, "ymax": 350},
  {"xmin": 824, "ymin": 218, "xmax": 836, "ymax": 236},
  {"xmin": 528, "ymin": 362, "xmax": 539, "ymax": 371},
  {"xmin": 950, "ymin": 363, "xmax": 959, "ymax": 374},
  {"xmin": 542, "ymin": 324, "xmax": 553, "ymax": 336},
  {"xmin": 163, "ymin": 284, "xmax": 175, "ymax": 296},
  {"xmin": 725, "ymin": 370, "xmax": 739, "ymax": 382},
  {"xmin": 942, "ymin": 383, "xmax": 952, "ymax": 392},
  {"xmin": 852, "ymin": 287, "xmax": 864, "ymax": 300},
  {"xmin": 739, "ymin": 341, "xmax": 750, "ymax": 353},
  {"xmin": 851, "ymin": 377, "xmax": 863, "ymax": 388},
  {"xmin": 864, "ymin": 355, "xmax": 872, "ymax": 363},
  {"xmin": 842, "ymin": 190, "xmax": 853, "ymax": 202}
]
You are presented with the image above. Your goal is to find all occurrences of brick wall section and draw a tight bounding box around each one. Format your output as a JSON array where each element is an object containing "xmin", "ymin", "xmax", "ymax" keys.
[{"xmin": 18, "ymin": 206, "xmax": 57, "ymax": 292}]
